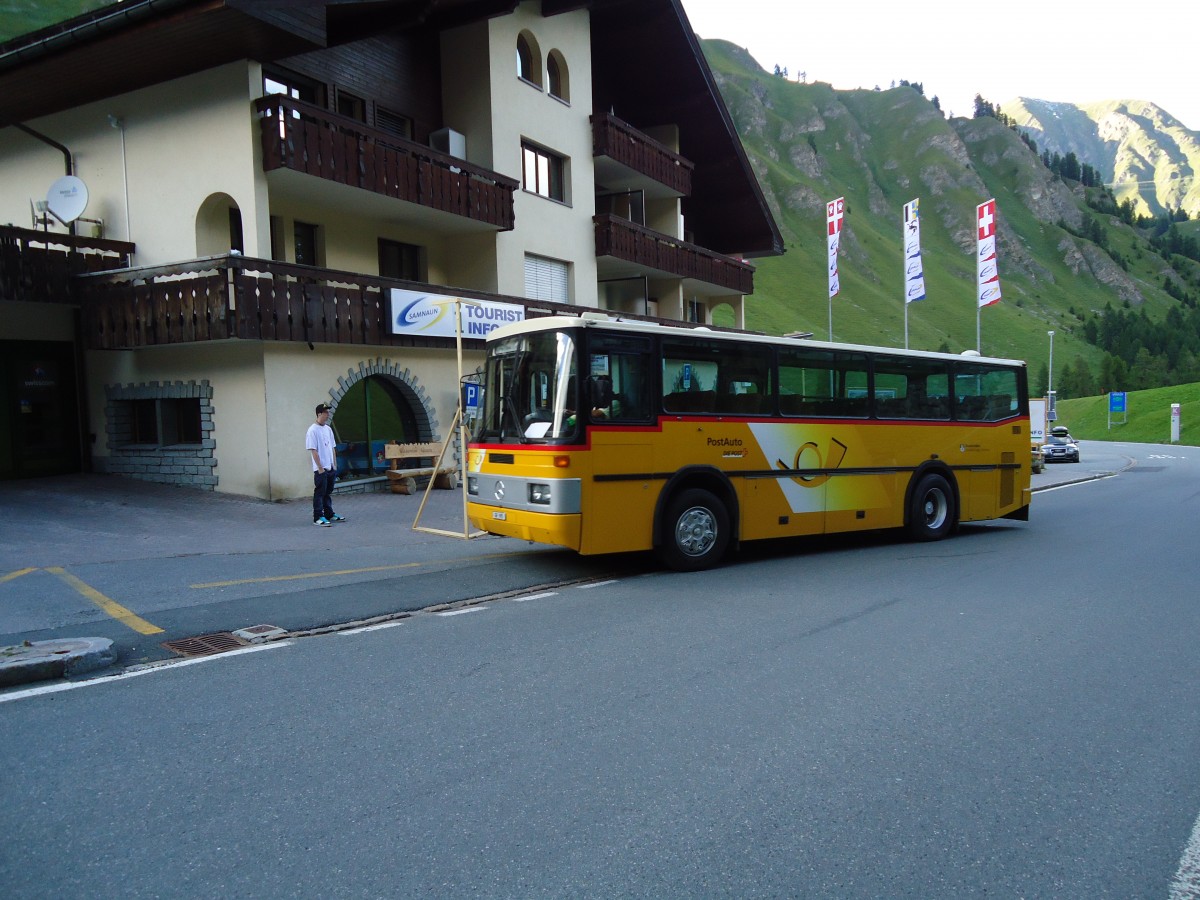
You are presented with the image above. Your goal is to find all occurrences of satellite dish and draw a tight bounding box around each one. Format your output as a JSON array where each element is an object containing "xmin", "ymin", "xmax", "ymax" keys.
[{"xmin": 45, "ymin": 175, "xmax": 89, "ymax": 224}]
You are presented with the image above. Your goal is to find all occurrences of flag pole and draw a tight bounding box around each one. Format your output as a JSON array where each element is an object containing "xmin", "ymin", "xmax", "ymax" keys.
[{"xmin": 826, "ymin": 196, "xmax": 844, "ymax": 343}]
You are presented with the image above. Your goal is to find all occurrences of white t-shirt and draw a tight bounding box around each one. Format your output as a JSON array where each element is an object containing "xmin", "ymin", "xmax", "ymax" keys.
[{"xmin": 306, "ymin": 422, "xmax": 336, "ymax": 472}]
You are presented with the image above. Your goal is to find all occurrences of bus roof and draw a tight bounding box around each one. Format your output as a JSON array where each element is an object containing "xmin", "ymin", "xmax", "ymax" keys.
[{"xmin": 484, "ymin": 313, "xmax": 1026, "ymax": 368}]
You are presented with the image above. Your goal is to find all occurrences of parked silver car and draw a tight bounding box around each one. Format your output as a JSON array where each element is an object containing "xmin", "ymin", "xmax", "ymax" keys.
[{"xmin": 1043, "ymin": 435, "xmax": 1080, "ymax": 463}]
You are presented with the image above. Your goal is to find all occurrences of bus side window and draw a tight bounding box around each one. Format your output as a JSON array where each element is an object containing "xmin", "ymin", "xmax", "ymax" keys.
[
  {"xmin": 590, "ymin": 350, "xmax": 651, "ymax": 421},
  {"xmin": 955, "ymin": 365, "xmax": 1021, "ymax": 421}
]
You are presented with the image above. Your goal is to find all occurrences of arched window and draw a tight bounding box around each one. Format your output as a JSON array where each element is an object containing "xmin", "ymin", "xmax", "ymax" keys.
[
  {"xmin": 516, "ymin": 31, "xmax": 542, "ymax": 87},
  {"xmin": 547, "ymin": 50, "xmax": 569, "ymax": 102}
]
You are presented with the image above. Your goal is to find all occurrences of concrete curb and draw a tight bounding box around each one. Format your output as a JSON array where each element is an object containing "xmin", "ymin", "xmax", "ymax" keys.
[{"xmin": 0, "ymin": 638, "xmax": 117, "ymax": 687}]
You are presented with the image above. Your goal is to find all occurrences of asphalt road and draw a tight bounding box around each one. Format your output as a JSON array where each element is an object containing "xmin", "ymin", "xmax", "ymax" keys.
[
  {"xmin": 0, "ymin": 439, "xmax": 1127, "ymax": 670},
  {"xmin": 2, "ymin": 441, "xmax": 1198, "ymax": 896}
]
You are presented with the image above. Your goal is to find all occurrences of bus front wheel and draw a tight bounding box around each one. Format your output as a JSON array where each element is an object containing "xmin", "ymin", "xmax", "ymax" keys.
[
  {"xmin": 659, "ymin": 488, "xmax": 730, "ymax": 571},
  {"xmin": 906, "ymin": 473, "xmax": 956, "ymax": 541}
]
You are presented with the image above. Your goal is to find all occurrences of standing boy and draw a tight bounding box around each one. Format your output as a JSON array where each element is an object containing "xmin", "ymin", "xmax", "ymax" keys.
[{"xmin": 306, "ymin": 403, "xmax": 345, "ymax": 526}]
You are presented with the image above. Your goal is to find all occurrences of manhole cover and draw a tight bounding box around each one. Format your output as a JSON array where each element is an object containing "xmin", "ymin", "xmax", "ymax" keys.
[{"xmin": 162, "ymin": 632, "xmax": 248, "ymax": 657}]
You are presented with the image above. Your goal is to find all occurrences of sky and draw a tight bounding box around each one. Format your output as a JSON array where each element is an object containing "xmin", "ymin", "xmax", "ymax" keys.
[{"xmin": 679, "ymin": 0, "xmax": 1199, "ymax": 131}]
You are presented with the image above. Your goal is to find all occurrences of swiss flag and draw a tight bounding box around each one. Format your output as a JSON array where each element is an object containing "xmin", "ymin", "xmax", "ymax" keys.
[
  {"xmin": 977, "ymin": 199, "xmax": 997, "ymax": 240},
  {"xmin": 827, "ymin": 197, "xmax": 844, "ymax": 236}
]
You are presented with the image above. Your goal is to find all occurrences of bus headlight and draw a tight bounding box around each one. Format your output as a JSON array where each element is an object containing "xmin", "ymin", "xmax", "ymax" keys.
[
  {"xmin": 467, "ymin": 476, "xmax": 479, "ymax": 495},
  {"xmin": 528, "ymin": 482, "xmax": 552, "ymax": 505}
]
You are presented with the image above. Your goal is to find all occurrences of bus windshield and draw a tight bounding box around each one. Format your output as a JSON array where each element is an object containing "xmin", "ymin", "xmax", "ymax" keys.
[{"xmin": 473, "ymin": 328, "xmax": 580, "ymax": 443}]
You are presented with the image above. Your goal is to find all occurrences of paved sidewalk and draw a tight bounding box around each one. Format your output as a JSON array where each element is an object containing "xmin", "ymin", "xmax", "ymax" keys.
[{"xmin": 0, "ymin": 474, "xmax": 492, "ymax": 686}]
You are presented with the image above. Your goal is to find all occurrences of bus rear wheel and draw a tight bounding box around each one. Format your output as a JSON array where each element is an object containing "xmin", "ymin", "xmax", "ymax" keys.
[
  {"xmin": 906, "ymin": 472, "xmax": 956, "ymax": 541},
  {"xmin": 659, "ymin": 488, "xmax": 730, "ymax": 571}
]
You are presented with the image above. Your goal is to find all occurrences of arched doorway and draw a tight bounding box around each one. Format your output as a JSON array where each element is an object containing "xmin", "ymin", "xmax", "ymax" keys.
[
  {"xmin": 326, "ymin": 360, "xmax": 444, "ymax": 483},
  {"xmin": 333, "ymin": 375, "xmax": 419, "ymax": 479}
]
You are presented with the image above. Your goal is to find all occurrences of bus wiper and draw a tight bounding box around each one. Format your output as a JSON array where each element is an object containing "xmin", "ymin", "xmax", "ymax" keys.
[
  {"xmin": 501, "ymin": 351, "xmax": 529, "ymax": 443},
  {"xmin": 504, "ymin": 394, "xmax": 527, "ymax": 443}
]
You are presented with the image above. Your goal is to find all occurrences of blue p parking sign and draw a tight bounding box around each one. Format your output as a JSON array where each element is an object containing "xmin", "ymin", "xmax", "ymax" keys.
[{"xmin": 463, "ymin": 382, "xmax": 480, "ymax": 415}]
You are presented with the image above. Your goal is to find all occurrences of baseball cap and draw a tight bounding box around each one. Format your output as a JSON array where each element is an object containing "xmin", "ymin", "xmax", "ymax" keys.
[{"xmin": 315, "ymin": 403, "xmax": 331, "ymax": 414}]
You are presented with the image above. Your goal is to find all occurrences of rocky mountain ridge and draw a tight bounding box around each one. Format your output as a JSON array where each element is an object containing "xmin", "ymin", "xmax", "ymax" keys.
[{"xmin": 1001, "ymin": 97, "xmax": 1200, "ymax": 219}]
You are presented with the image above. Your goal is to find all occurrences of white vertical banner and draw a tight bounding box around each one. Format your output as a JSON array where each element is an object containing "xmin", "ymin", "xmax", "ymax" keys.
[
  {"xmin": 976, "ymin": 199, "xmax": 1002, "ymax": 308},
  {"xmin": 903, "ymin": 199, "xmax": 926, "ymax": 303},
  {"xmin": 826, "ymin": 196, "xmax": 844, "ymax": 300}
]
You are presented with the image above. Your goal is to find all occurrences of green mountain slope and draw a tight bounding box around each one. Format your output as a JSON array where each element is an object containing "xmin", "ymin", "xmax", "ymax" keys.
[
  {"xmin": 0, "ymin": 1, "xmax": 108, "ymax": 43},
  {"xmin": 1002, "ymin": 97, "xmax": 1200, "ymax": 219},
  {"xmin": 702, "ymin": 39, "xmax": 1196, "ymax": 375}
]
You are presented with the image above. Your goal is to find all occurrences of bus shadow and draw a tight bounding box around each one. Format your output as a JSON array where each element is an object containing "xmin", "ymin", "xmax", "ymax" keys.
[{"xmin": 731, "ymin": 522, "xmax": 1023, "ymax": 568}]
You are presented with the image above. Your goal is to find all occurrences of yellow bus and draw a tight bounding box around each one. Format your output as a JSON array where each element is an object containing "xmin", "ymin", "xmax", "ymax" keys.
[{"xmin": 466, "ymin": 314, "xmax": 1031, "ymax": 570}]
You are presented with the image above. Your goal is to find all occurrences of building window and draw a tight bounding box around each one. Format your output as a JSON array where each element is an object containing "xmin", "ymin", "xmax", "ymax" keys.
[
  {"xmin": 375, "ymin": 106, "xmax": 413, "ymax": 140},
  {"xmin": 525, "ymin": 254, "xmax": 569, "ymax": 303},
  {"xmin": 125, "ymin": 398, "xmax": 202, "ymax": 446},
  {"xmin": 336, "ymin": 89, "xmax": 366, "ymax": 122},
  {"xmin": 263, "ymin": 70, "xmax": 322, "ymax": 106},
  {"xmin": 516, "ymin": 31, "xmax": 541, "ymax": 87},
  {"xmin": 687, "ymin": 299, "xmax": 706, "ymax": 324},
  {"xmin": 228, "ymin": 207, "xmax": 244, "ymax": 254},
  {"xmin": 294, "ymin": 221, "xmax": 320, "ymax": 266},
  {"xmin": 379, "ymin": 239, "xmax": 422, "ymax": 281},
  {"xmin": 547, "ymin": 50, "xmax": 569, "ymax": 102},
  {"xmin": 522, "ymin": 142, "xmax": 566, "ymax": 202}
]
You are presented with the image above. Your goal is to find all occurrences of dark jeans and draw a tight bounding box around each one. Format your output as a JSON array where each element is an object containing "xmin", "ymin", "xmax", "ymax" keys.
[{"xmin": 313, "ymin": 470, "xmax": 336, "ymax": 521}]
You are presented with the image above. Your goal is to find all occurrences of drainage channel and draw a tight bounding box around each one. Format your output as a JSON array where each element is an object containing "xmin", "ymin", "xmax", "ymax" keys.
[{"xmin": 158, "ymin": 574, "xmax": 624, "ymax": 660}]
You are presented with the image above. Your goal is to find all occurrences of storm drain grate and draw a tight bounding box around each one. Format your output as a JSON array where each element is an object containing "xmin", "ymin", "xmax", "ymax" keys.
[{"xmin": 162, "ymin": 632, "xmax": 249, "ymax": 658}]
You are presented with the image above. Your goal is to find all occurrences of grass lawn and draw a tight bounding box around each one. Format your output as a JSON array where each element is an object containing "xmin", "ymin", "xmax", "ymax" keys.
[{"xmin": 1054, "ymin": 382, "xmax": 1200, "ymax": 447}]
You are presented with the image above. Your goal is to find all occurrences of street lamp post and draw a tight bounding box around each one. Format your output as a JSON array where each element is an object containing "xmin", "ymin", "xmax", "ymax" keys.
[{"xmin": 1047, "ymin": 330, "xmax": 1056, "ymax": 422}]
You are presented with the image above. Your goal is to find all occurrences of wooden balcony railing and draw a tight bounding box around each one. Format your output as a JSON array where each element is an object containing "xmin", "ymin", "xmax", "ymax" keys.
[
  {"xmin": 75, "ymin": 255, "xmax": 590, "ymax": 351},
  {"xmin": 0, "ymin": 225, "xmax": 134, "ymax": 305},
  {"xmin": 257, "ymin": 95, "xmax": 517, "ymax": 231},
  {"xmin": 74, "ymin": 254, "xmax": 740, "ymax": 351},
  {"xmin": 594, "ymin": 214, "xmax": 753, "ymax": 295},
  {"xmin": 591, "ymin": 113, "xmax": 693, "ymax": 196}
]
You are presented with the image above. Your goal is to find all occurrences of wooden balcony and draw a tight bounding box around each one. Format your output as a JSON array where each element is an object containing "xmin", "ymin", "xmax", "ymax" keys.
[
  {"xmin": 257, "ymin": 95, "xmax": 517, "ymax": 231},
  {"xmin": 73, "ymin": 254, "xmax": 739, "ymax": 352},
  {"xmin": 594, "ymin": 214, "xmax": 753, "ymax": 295},
  {"xmin": 1, "ymin": 226, "xmax": 134, "ymax": 305},
  {"xmin": 591, "ymin": 113, "xmax": 693, "ymax": 197},
  {"xmin": 73, "ymin": 255, "xmax": 589, "ymax": 351}
]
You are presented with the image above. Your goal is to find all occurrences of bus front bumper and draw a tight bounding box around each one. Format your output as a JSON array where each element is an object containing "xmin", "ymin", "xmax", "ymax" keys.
[{"xmin": 467, "ymin": 502, "xmax": 582, "ymax": 551}]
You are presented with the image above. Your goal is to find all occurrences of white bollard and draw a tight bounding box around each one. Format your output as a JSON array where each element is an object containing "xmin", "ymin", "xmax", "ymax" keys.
[{"xmin": 1171, "ymin": 403, "xmax": 1181, "ymax": 443}]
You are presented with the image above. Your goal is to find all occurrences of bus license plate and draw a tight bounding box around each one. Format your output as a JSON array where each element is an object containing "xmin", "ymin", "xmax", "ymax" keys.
[{"xmin": 492, "ymin": 511, "xmax": 507, "ymax": 521}]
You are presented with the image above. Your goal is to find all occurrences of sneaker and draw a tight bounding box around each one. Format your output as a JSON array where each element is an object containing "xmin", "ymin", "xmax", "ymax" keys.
[
  {"xmin": 314, "ymin": 517, "xmax": 332, "ymax": 527},
  {"xmin": 328, "ymin": 514, "xmax": 346, "ymax": 523}
]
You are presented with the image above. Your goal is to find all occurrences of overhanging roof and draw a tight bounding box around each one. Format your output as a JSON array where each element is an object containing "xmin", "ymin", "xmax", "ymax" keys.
[{"xmin": 588, "ymin": 0, "xmax": 782, "ymax": 258}]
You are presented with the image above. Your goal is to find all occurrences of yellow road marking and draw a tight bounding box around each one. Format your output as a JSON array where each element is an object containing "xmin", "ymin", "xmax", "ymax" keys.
[
  {"xmin": 192, "ymin": 562, "xmax": 423, "ymax": 588},
  {"xmin": 1, "ymin": 567, "xmax": 38, "ymax": 584},
  {"xmin": 45, "ymin": 567, "xmax": 164, "ymax": 635},
  {"xmin": 191, "ymin": 552, "xmax": 517, "ymax": 589}
]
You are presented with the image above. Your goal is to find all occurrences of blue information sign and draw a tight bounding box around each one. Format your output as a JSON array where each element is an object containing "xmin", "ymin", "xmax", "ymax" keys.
[{"xmin": 1109, "ymin": 391, "xmax": 1126, "ymax": 413}]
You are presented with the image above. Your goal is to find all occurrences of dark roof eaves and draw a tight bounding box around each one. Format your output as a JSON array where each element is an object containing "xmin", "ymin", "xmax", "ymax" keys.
[{"xmin": 665, "ymin": 0, "xmax": 783, "ymax": 257}]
